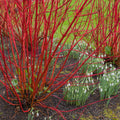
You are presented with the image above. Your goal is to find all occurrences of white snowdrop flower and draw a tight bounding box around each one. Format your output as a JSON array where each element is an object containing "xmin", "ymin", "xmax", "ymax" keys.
[
  {"xmin": 110, "ymin": 68, "xmax": 113, "ymax": 71},
  {"xmin": 44, "ymin": 117, "xmax": 47, "ymax": 120},
  {"xmin": 106, "ymin": 78, "xmax": 109, "ymax": 81},
  {"xmin": 92, "ymin": 80, "xmax": 94, "ymax": 83},
  {"xmin": 87, "ymin": 73, "xmax": 90, "ymax": 76},
  {"xmin": 100, "ymin": 88, "xmax": 103, "ymax": 92},
  {"xmin": 114, "ymin": 68, "xmax": 116, "ymax": 70},
  {"xmin": 36, "ymin": 112, "xmax": 39, "ymax": 117},
  {"xmin": 117, "ymin": 79, "xmax": 119, "ymax": 83},
  {"xmin": 111, "ymin": 73, "xmax": 115, "ymax": 76},
  {"xmin": 99, "ymin": 65, "xmax": 102, "ymax": 68},
  {"xmin": 84, "ymin": 89, "xmax": 87, "ymax": 93},
  {"xmin": 49, "ymin": 116, "xmax": 52, "ymax": 120},
  {"xmin": 110, "ymin": 64, "xmax": 112, "ymax": 67},
  {"xmin": 86, "ymin": 85, "xmax": 89, "ymax": 90},
  {"xmin": 75, "ymin": 89, "xmax": 79, "ymax": 93},
  {"xmin": 104, "ymin": 54, "xmax": 106, "ymax": 57},
  {"xmin": 67, "ymin": 83, "xmax": 70, "ymax": 87},
  {"xmin": 105, "ymin": 66, "xmax": 108, "ymax": 69},
  {"xmin": 110, "ymin": 83, "xmax": 114, "ymax": 86},
  {"xmin": 111, "ymin": 83, "xmax": 114, "ymax": 86},
  {"xmin": 101, "ymin": 61, "xmax": 104, "ymax": 64},
  {"xmin": 101, "ymin": 54, "xmax": 104, "ymax": 57},
  {"xmin": 83, "ymin": 87, "xmax": 85, "ymax": 91},
  {"xmin": 32, "ymin": 112, "xmax": 34, "ymax": 115},
  {"xmin": 103, "ymin": 74, "xmax": 105, "ymax": 77},
  {"xmin": 118, "ymin": 71, "xmax": 120, "ymax": 74},
  {"xmin": 88, "ymin": 78, "xmax": 91, "ymax": 82}
]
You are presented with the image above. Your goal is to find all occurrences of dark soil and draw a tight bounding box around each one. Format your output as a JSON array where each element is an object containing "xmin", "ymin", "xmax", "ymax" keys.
[
  {"xmin": 1, "ymin": 77, "xmax": 120, "ymax": 120},
  {"xmin": 0, "ymin": 37, "xmax": 120, "ymax": 120}
]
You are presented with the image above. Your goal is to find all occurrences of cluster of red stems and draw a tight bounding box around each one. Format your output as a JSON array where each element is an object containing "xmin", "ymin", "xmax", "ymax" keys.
[{"xmin": 0, "ymin": 0, "xmax": 120, "ymax": 118}]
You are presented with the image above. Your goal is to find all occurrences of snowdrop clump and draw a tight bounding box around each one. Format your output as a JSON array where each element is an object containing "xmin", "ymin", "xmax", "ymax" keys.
[
  {"xmin": 63, "ymin": 77, "xmax": 96, "ymax": 106},
  {"xmin": 63, "ymin": 42, "xmax": 120, "ymax": 106},
  {"xmin": 79, "ymin": 53, "xmax": 105, "ymax": 76},
  {"xmin": 99, "ymin": 65, "xmax": 120, "ymax": 99}
]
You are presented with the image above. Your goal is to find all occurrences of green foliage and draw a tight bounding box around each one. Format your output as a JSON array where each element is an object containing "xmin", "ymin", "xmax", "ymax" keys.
[
  {"xmin": 28, "ymin": 107, "xmax": 39, "ymax": 120},
  {"xmin": 11, "ymin": 68, "xmax": 51, "ymax": 95},
  {"xmin": 62, "ymin": 44, "xmax": 80, "ymax": 60},
  {"xmin": 63, "ymin": 50, "xmax": 120, "ymax": 106},
  {"xmin": 11, "ymin": 78, "xmax": 21, "ymax": 93},
  {"xmin": 105, "ymin": 46, "xmax": 112, "ymax": 55},
  {"xmin": 75, "ymin": 40, "xmax": 105, "ymax": 75},
  {"xmin": 11, "ymin": 78, "xmax": 18, "ymax": 86},
  {"xmin": 99, "ymin": 65, "xmax": 120, "ymax": 100},
  {"xmin": 90, "ymin": 58, "xmax": 105, "ymax": 74},
  {"xmin": 79, "ymin": 53, "xmax": 105, "ymax": 75},
  {"xmin": 63, "ymin": 77, "xmax": 96, "ymax": 106}
]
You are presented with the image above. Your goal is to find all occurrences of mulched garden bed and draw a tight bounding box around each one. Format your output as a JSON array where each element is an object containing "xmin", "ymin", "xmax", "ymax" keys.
[
  {"xmin": 1, "ymin": 78, "xmax": 120, "ymax": 120},
  {"xmin": 0, "ymin": 37, "xmax": 120, "ymax": 120}
]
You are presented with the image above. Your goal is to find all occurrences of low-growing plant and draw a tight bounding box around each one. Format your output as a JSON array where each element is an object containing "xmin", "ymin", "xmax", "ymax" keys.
[
  {"xmin": 63, "ymin": 54, "xmax": 120, "ymax": 106},
  {"xmin": 62, "ymin": 43, "xmax": 80, "ymax": 60},
  {"xmin": 11, "ymin": 68, "xmax": 51, "ymax": 96},
  {"xmin": 63, "ymin": 77, "xmax": 96, "ymax": 106},
  {"xmin": 99, "ymin": 64, "xmax": 120, "ymax": 100},
  {"xmin": 79, "ymin": 53, "xmax": 105, "ymax": 76},
  {"xmin": 28, "ymin": 107, "xmax": 39, "ymax": 120}
]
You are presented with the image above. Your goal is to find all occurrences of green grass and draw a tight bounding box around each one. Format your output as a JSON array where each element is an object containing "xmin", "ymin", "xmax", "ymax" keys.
[{"xmin": 31, "ymin": 0, "xmax": 113, "ymax": 46}]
